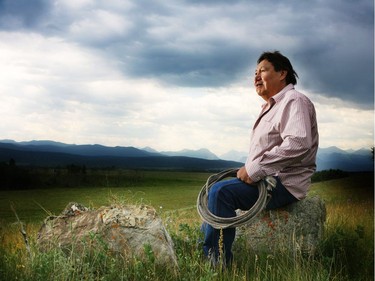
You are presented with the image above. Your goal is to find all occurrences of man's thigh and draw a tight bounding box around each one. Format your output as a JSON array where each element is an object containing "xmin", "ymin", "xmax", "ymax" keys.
[{"xmin": 210, "ymin": 178, "xmax": 260, "ymax": 211}]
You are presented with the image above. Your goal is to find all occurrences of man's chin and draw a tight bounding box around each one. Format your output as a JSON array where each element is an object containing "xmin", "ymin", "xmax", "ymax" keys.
[{"xmin": 257, "ymin": 92, "xmax": 270, "ymax": 101}]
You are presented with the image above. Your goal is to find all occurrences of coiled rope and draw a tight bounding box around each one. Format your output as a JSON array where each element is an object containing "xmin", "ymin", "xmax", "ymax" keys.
[{"xmin": 196, "ymin": 168, "xmax": 277, "ymax": 229}]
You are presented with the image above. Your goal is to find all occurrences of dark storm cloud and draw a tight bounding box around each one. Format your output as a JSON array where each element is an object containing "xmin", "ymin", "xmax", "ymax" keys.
[
  {"xmin": 288, "ymin": 0, "xmax": 374, "ymax": 108},
  {"xmin": 113, "ymin": 0, "xmax": 374, "ymax": 108},
  {"xmin": 0, "ymin": 0, "xmax": 51, "ymax": 29},
  {"xmin": 118, "ymin": 40, "xmax": 253, "ymax": 87},
  {"xmin": 0, "ymin": 0, "xmax": 373, "ymax": 108}
]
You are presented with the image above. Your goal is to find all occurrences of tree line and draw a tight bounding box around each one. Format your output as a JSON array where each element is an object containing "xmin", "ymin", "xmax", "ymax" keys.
[{"xmin": 0, "ymin": 158, "xmax": 356, "ymax": 190}]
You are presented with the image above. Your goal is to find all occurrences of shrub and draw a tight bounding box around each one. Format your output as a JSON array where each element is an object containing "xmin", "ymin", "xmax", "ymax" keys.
[{"xmin": 312, "ymin": 169, "xmax": 349, "ymax": 182}]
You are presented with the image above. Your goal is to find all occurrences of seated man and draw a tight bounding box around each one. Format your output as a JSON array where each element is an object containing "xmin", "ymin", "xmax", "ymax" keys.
[{"xmin": 202, "ymin": 51, "xmax": 319, "ymax": 265}]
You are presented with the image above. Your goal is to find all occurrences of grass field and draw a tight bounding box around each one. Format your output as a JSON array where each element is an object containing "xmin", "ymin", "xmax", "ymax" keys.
[
  {"xmin": 0, "ymin": 170, "xmax": 373, "ymax": 280},
  {"xmin": 0, "ymin": 170, "xmax": 210, "ymax": 223}
]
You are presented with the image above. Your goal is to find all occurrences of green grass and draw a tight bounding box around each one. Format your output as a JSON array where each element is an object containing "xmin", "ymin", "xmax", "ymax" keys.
[
  {"xmin": 0, "ymin": 171, "xmax": 373, "ymax": 280},
  {"xmin": 0, "ymin": 170, "xmax": 210, "ymax": 223}
]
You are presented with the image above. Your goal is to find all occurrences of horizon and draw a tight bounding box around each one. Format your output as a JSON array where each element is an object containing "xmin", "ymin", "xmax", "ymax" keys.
[
  {"xmin": 1, "ymin": 138, "xmax": 373, "ymax": 172},
  {"xmin": 1, "ymin": 138, "xmax": 372, "ymax": 157}
]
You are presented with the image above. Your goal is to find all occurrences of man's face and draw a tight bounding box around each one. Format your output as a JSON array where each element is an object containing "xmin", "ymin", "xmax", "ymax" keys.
[{"xmin": 254, "ymin": 59, "xmax": 286, "ymax": 101}]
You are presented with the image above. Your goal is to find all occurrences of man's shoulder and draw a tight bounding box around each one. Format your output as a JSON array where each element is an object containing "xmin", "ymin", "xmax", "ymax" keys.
[
  {"xmin": 277, "ymin": 88, "xmax": 316, "ymax": 114},
  {"xmin": 283, "ymin": 87, "xmax": 313, "ymax": 104}
]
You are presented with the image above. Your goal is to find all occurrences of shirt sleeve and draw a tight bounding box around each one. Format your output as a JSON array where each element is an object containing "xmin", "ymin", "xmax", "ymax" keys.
[{"xmin": 246, "ymin": 96, "xmax": 314, "ymax": 182}]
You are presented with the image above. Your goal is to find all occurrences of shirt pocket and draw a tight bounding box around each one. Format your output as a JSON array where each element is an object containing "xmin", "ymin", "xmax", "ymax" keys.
[{"xmin": 259, "ymin": 119, "xmax": 282, "ymax": 146}]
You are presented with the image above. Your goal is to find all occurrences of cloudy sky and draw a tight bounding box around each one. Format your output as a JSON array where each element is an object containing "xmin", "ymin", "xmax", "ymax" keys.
[{"xmin": 0, "ymin": 0, "xmax": 373, "ymax": 156}]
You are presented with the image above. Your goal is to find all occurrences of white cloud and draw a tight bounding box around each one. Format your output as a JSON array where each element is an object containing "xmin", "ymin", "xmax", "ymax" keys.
[
  {"xmin": 313, "ymin": 97, "xmax": 374, "ymax": 150},
  {"xmin": 68, "ymin": 9, "xmax": 133, "ymax": 43}
]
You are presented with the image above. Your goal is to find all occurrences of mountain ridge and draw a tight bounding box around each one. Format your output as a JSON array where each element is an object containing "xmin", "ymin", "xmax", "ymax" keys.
[
  {"xmin": 0, "ymin": 140, "xmax": 373, "ymax": 171},
  {"xmin": 160, "ymin": 148, "xmax": 219, "ymax": 160},
  {"xmin": 0, "ymin": 140, "xmax": 241, "ymax": 171}
]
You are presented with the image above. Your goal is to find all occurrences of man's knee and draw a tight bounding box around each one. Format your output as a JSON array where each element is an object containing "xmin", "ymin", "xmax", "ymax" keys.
[
  {"xmin": 209, "ymin": 181, "xmax": 233, "ymax": 201},
  {"xmin": 208, "ymin": 181, "xmax": 226, "ymax": 198}
]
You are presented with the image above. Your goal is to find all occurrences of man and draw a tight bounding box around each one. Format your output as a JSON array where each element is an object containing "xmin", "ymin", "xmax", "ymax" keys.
[{"xmin": 202, "ymin": 51, "xmax": 319, "ymax": 265}]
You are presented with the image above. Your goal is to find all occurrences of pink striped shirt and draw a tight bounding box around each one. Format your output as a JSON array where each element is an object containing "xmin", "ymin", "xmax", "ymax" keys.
[{"xmin": 245, "ymin": 84, "xmax": 319, "ymax": 200}]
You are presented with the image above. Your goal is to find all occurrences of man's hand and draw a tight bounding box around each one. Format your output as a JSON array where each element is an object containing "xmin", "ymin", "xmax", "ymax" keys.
[{"xmin": 237, "ymin": 166, "xmax": 254, "ymax": 185}]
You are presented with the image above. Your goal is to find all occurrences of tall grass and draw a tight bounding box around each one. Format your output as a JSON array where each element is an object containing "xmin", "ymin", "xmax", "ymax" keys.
[{"xmin": 0, "ymin": 172, "xmax": 373, "ymax": 280}]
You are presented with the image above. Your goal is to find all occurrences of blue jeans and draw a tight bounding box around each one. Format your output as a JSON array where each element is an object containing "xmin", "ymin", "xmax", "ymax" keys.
[{"xmin": 202, "ymin": 177, "xmax": 298, "ymax": 264}]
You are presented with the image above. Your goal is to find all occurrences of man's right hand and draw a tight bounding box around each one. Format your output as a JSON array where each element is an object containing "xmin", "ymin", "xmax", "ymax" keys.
[{"xmin": 237, "ymin": 166, "xmax": 254, "ymax": 185}]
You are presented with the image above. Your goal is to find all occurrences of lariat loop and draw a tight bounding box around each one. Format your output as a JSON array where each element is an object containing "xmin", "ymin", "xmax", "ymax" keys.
[{"xmin": 196, "ymin": 168, "xmax": 276, "ymax": 229}]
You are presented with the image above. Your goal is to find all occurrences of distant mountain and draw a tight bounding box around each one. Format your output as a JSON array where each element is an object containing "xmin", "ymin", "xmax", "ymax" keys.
[
  {"xmin": 0, "ymin": 140, "xmax": 159, "ymax": 158},
  {"xmin": 220, "ymin": 150, "xmax": 247, "ymax": 163},
  {"xmin": 0, "ymin": 140, "xmax": 241, "ymax": 171},
  {"xmin": 316, "ymin": 147, "xmax": 373, "ymax": 171},
  {"xmin": 16, "ymin": 140, "xmax": 70, "ymax": 147},
  {"xmin": 142, "ymin": 146, "xmax": 159, "ymax": 154},
  {"xmin": 0, "ymin": 140, "xmax": 372, "ymax": 172},
  {"xmin": 160, "ymin": 148, "xmax": 220, "ymax": 160},
  {"xmin": 350, "ymin": 148, "xmax": 371, "ymax": 156},
  {"xmin": 317, "ymin": 146, "xmax": 347, "ymax": 155}
]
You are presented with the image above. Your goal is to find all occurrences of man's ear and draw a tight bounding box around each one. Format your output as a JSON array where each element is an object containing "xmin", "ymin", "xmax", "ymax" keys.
[{"xmin": 279, "ymin": 70, "xmax": 287, "ymax": 81}]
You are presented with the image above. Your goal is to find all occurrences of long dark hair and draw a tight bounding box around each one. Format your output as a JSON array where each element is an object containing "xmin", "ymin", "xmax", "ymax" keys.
[{"xmin": 257, "ymin": 51, "xmax": 299, "ymax": 85}]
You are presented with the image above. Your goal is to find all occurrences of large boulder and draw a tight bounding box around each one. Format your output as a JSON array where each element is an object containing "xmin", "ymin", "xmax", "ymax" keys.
[
  {"xmin": 237, "ymin": 196, "xmax": 326, "ymax": 255},
  {"xmin": 37, "ymin": 202, "xmax": 178, "ymax": 268}
]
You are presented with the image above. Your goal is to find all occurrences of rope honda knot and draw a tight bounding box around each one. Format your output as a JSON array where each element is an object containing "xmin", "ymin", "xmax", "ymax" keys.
[{"xmin": 196, "ymin": 168, "xmax": 276, "ymax": 229}]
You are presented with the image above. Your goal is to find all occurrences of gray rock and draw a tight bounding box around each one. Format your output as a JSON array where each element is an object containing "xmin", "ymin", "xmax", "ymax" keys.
[
  {"xmin": 237, "ymin": 196, "xmax": 326, "ymax": 255},
  {"xmin": 37, "ymin": 202, "xmax": 178, "ymax": 268}
]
